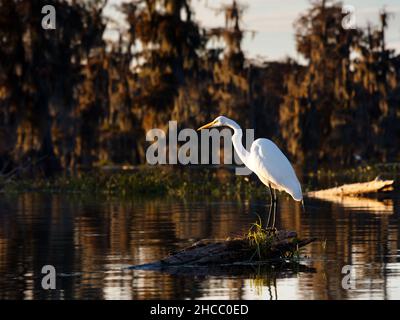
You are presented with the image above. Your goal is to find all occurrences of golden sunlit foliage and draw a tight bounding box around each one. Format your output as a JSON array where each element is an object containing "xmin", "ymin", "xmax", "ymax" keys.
[{"xmin": 0, "ymin": 0, "xmax": 399, "ymax": 175}]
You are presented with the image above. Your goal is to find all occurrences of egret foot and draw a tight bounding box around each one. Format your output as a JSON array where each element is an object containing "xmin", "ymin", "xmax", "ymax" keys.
[{"xmin": 265, "ymin": 227, "xmax": 278, "ymax": 236}]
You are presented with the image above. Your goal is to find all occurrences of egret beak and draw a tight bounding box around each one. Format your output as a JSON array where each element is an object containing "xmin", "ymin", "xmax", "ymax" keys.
[{"xmin": 197, "ymin": 120, "xmax": 217, "ymax": 131}]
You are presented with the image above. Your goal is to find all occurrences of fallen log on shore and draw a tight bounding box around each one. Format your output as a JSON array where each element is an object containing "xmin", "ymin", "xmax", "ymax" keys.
[
  {"xmin": 306, "ymin": 177, "xmax": 394, "ymax": 198},
  {"xmin": 129, "ymin": 230, "xmax": 316, "ymax": 272}
]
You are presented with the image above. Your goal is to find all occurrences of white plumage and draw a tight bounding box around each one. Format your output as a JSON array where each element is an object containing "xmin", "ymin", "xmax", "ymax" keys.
[{"xmin": 248, "ymin": 138, "xmax": 303, "ymax": 201}]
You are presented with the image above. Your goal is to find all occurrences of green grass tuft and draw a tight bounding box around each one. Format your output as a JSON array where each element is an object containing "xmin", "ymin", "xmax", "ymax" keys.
[
  {"xmin": 246, "ymin": 216, "xmax": 276, "ymax": 260},
  {"xmin": 246, "ymin": 216, "xmax": 302, "ymax": 261}
]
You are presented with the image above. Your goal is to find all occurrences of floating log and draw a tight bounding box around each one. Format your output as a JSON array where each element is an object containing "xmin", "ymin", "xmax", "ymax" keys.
[
  {"xmin": 129, "ymin": 230, "xmax": 316, "ymax": 272},
  {"xmin": 306, "ymin": 177, "xmax": 394, "ymax": 198}
]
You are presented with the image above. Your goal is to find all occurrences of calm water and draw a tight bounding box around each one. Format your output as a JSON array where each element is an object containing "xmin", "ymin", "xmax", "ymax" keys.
[{"xmin": 0, "ymin": 191, "xmax": 400, "ymax": 300}]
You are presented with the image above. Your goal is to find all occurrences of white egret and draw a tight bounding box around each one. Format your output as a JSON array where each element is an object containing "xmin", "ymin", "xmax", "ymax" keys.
[{"xmin": 197, "ymin": 116, "xmax": 303, "ymax": 229}]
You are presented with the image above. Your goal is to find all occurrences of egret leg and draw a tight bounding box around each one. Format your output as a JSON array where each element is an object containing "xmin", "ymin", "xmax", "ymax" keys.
[
  {"xmin": 266, "ymin": 184, "xmax": 273, "ymax": 228},
  {"xmin": 271, "ymin": 189, "xmax": 277, "ymax": 230},
  {"xmin": 301, "ymin": 199, "xmax": 305, "ymax": 213}
]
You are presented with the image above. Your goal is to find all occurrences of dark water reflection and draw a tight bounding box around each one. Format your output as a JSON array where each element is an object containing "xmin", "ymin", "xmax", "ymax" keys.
[{"xmin": 0, "ymin": 192, "xmax": 400, "ymax": 300}]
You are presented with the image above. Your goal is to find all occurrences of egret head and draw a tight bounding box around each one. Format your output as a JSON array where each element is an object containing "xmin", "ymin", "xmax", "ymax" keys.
[{"xmin": 197, "ymin": 116, "xmax": 230, "ymax": 131}]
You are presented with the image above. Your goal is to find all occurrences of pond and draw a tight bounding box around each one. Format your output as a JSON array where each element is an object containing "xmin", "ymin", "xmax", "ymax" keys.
[{"xmin": 0, "ymin": 190, "xmax": 399, "ymax": 299}]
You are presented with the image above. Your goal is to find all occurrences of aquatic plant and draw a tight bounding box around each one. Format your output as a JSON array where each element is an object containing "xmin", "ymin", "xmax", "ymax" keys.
[{"xmin": 246, "ymin": 217, "xmax": 302, "ymax": 262}]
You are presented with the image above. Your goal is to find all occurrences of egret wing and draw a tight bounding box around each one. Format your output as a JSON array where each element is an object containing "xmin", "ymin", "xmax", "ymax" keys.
[{"xmin": 249, "ymin": 139, "xmax": 302, "ymax": 201}]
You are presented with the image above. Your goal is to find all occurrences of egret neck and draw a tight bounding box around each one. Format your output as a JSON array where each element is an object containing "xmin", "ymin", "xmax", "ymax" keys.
[{"xmin": 224, "ymin": 119, "xmax": 250, "ymax": 168}]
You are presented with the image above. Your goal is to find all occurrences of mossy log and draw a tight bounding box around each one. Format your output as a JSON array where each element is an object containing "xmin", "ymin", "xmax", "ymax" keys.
[
  {"xmin": 129, "ymin": 230, "xmax": 316, "ymax": 272},
  {"xmin": 306, "ymin": 177, "xmax": 394, "ymax": 198}
]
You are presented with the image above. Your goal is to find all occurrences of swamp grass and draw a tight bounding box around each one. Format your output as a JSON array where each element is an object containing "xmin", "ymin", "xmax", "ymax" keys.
[
  {"xmin": 246, "ymin": 218, "xmax": 276, "ymax": 260},
  {"xmin": 246, "ymin": 217, "xmax": 301, "ymax": 261},
  {"xmin": 1, "ymin": 162, "xmax": 399, "ymax": 198},
  {"xmin": 0, "ymin": 167, "xmax": 265, "ymax": 198}
]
